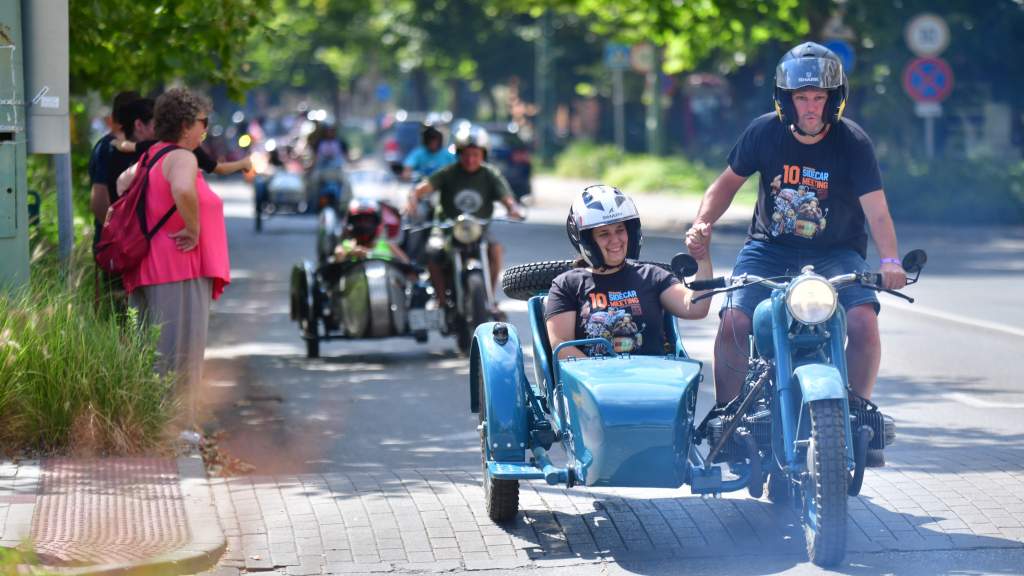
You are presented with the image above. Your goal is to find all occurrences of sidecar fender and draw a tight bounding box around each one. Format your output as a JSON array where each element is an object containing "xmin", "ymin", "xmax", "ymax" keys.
[
  {"xmin": 470, "ymin": 322, "xmax": 529, "ymax": 462},
  {"xmin": 793, "ymin": 364, "xmax": 847, "ymax": 404}
]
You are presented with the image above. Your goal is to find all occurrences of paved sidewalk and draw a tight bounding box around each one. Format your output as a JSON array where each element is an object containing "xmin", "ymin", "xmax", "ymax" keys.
[
  {"xmin": 0, "ymin": 455, "xmax": 223, "ymax": 575},
  {"xmin": 206, "ymin": 447, "xmax": 1024, "ymax": 575}
]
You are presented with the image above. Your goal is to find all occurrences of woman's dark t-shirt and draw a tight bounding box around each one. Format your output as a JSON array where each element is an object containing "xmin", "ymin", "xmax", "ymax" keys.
[{"xmin": 544, "ymin": 262, "xmax": 678, "ymax": 356}]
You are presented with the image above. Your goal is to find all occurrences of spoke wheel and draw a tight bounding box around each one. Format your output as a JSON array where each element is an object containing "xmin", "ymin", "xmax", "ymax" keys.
[
  {"xmin": 801, "ymin": 399, "xmax": 849, "ymax": 567},
  {"xmin": 477, "ymin": 362, "xmax": 518, "ymax": 522}
]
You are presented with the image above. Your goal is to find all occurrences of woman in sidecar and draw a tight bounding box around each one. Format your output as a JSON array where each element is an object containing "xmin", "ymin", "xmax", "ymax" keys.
[
  {"xmin": 545, "ymin": 185, "xmax": 714, "ymax": 359},
  {"xmin": 290, "ymin": 198, "xmax": 434, "ymax": 358}
]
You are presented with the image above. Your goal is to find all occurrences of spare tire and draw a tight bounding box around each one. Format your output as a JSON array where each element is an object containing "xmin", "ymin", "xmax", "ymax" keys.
[{"xmin": 501, "ymin": 260, "xmax": 674, "ymax": 301}]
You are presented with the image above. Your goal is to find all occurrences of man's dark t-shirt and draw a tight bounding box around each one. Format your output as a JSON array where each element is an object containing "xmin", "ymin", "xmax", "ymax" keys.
[
  {"xmin": 545, "ymin": 263, "xmax": 678, "ymax": 356},
  {"xmin": 728, "ymin": 113, "xmax": 883, "ymax": 257},
  {"xmin": 88, "ymin": 134, "xmax": 114, "ymax": 186},
  {"xmin": 428, "ymin": 162, "xmax": 512, "ymax": 219}
]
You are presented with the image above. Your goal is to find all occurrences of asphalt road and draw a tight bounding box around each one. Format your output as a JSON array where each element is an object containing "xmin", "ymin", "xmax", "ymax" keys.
[{"xmin": 200, "ymin": 175, "xmax": 1024, "ymax": 575}]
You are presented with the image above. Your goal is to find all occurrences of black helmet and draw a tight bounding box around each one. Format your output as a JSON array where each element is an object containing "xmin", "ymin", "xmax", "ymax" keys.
[
  {"xmin": 773, "ymin": 42, "xmax": 848, "ymax": 131},
  {"xmin": 421, "ymin": 125, "xmax": 443, "ymax": 147},
  {"xmin": 453, "ymin": 123, "xmax": 489, "ymax": 158},
  {"xmin": 566, "ymin": 185, "xmax": 643, "ymax": 269}
]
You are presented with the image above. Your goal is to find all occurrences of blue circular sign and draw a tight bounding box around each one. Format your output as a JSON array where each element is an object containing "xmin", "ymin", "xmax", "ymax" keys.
[{"xmin": 823, "ymin": 39, "xmax": 856, "ymax": 74}]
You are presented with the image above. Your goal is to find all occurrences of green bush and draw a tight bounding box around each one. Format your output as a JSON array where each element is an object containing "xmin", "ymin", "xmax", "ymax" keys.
[
  {"xmin": 553, "ymin": 142, "xmax": 625, "ymax": 179},
  {"xmin": 0, "ymin": 242, "xmax": 176, "ymax": 455},
  {"xmin": 883, "ymin": 157, "xmax": 1024, "ymax": 224},
  {"xmin": 554, "ymin": 141, "xmax": 757, "ymax": 204}
]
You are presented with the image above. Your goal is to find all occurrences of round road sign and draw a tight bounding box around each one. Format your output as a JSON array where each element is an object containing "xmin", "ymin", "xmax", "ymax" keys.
[
  {"xmin": 905, "ymin": 13, "xmax": 950, "ymax": 57},
  {"xmin": 903, "ymin": 57, "xmax": 953, "ymax": 103}
]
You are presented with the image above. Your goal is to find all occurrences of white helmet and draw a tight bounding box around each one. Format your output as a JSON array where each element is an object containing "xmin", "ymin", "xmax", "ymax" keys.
[{"xmin": 566, "ymin": 184, "xmax": 642, "ymax": 268}]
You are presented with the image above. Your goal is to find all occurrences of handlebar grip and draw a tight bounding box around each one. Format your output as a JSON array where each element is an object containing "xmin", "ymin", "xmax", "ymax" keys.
[{"xmin": 690, "ymin": 277, "xmax": 727, "ymax": 291}]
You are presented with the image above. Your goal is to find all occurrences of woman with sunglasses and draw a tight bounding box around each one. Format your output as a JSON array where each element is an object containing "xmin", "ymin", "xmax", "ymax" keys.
[{"xmin": 120, "ymin": 88, "xmax": 231, "ymax": 418}]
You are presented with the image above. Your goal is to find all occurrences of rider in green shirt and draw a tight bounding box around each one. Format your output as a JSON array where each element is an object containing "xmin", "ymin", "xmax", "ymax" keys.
[{"xmin": 406, "ymin": 125, "xmax": 523, "ymax": 311}]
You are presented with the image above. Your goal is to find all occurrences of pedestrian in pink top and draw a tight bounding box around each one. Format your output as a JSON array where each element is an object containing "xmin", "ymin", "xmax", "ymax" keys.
[{"xmin": 119, "ymin": 88, "xmax": 230, "ymax": 406}]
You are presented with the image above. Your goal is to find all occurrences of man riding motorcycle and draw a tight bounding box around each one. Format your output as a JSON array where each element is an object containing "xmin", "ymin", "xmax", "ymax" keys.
[
  {"xmin": 405, "ymin": 124, "xmax": 523, "ymax": 316},
  {"xmin": 401, "ymin": 125, "xmax": 456, "ymax": 181}
]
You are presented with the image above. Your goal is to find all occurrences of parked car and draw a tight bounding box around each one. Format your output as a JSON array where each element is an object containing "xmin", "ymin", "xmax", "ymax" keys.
[{"xmin": 480, "ymin": 123, "xmax": 532, "ymax": 201}]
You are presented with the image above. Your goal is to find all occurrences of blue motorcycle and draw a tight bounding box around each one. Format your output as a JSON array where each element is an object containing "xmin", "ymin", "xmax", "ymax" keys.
[{"xmin": 471, "ymin": 249, "xmax": 925, "ymax": 567}]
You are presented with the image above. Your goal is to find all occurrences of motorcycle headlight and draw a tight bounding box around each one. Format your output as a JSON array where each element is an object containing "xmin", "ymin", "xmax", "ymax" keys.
[
  {"xmin": 452, "ymin": 216, "xmax": 483, "ymax": 244},
  {"xmin": 785, "ymin": 275, "xmax": 837, "ymax": 325}
]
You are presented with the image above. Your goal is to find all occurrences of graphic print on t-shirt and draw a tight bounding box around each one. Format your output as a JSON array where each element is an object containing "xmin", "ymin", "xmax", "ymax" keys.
[
  {"xmin": 583, "ymin": 290, "xmax": 645, "ymax": 354},
  {"xmin": 769, "ymin": 164, "xmax": 830, "ymax": 239},
  {"xmin": 453, "ymin": 188, "xmax": 484, "ymax": 214}
]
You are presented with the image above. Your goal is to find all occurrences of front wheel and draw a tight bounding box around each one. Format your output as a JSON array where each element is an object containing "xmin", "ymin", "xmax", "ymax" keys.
[
  {"xmin": 802, "ymin": 399, "xmax": 849, "ymax": 567},
  {"xmin": 477, "ymin": 357, "xmax": 519, "ymax": 522},
  {"xmin": 458, "ymin": 272, "xmax": 490, "ymax": 353}
]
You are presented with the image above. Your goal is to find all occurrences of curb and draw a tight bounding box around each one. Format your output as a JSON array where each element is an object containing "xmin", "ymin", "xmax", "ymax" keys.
[{"xmin": 1, "ymin": 455, "xmax": 225, "ymax": 576}]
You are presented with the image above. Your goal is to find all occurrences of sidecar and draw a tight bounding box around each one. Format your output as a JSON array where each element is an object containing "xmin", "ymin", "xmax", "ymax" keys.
[
  {"xmin": 289, "ymin": 256, "xmax": 442, "ymax": 358},
  {"xmin": 471, "ymin": 261, "xmax": 761, "ymax": 524}
]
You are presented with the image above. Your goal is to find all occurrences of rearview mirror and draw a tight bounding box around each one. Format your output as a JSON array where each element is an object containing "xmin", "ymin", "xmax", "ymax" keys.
[
  {"xmin": 901, "ymin": 249, "xmax": 927, "ymax": 274},
  {"xmin": 671, "ymin": 253, "xmax": 699, "ymax": 278}
]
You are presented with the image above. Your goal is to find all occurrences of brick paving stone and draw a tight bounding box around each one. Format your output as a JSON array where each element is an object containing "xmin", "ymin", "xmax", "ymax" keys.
[{"xmin": 432, "ymin": 547, "xmax": 463, "ymax": 560}]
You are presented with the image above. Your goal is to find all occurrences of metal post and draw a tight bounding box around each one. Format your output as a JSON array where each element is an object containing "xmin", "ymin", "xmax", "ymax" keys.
[
  {"xmin": 613, "ymin": 68, "xmax": 625, "ymax": 151},
  {"xmin": 645, "ymin": 48, "xmax": 664, "ymax": 156},
  {"xmin": 54, "ymin": 153, "xmax": 74, "ymax": 259},
  {"xmin": 535, "ymin": 11, "xmax": 552, "ymax": 166},
  {"xmin": 924, "ymin": 116, "xmax": 935, "ymax": 159}
]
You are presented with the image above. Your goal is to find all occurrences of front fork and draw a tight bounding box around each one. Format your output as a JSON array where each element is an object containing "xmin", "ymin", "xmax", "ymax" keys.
[{"xmin": 453, "ymin": 239, "xmax": 494, "ymax": 316}]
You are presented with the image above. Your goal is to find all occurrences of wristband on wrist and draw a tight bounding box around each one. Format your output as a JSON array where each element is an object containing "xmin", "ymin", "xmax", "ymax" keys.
[{"xmin": 880, "ymin": 257, "xmax": 901, "ymax": 265}]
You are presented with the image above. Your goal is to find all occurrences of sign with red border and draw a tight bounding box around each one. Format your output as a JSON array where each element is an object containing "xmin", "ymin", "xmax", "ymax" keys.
[{"xmin": 903, "ymin": 57, "xmax": 953, "ymax": 103}]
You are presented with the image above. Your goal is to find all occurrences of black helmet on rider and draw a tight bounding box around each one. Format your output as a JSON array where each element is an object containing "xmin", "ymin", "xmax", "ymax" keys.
[
  {"xmin": 453, "ymin": 123, "xmax": 489, "ymax": 160},
  {"xmin": 773, "ymin": 41, "xmax": 848, "ymax": 135},
  {"xmin": 346, "ymin": 198, "xmax": 382, "ymax": 245},
  {"xmin": 422, "ymin": 124, "xmax": 443, "ymax": 148},
  {"xmin": 566, "ymin": 185, "xmax": 643, "ymax": 269}
]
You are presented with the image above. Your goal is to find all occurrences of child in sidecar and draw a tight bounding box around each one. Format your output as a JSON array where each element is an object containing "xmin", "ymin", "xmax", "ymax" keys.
[
  {"xmin": 545, "ymin": 185, "xmax": 714, "ymax": 359},
  {"xmin": 333, "ymin": 198, "xmax": 411, "ymax": 265}
]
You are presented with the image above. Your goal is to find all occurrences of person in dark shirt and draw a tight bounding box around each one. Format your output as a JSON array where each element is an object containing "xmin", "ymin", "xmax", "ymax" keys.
[
  {"xmin": 103, "ymin": 97, "xmax": 157, "ymax": 205},
  {"xmin": 684, "ymin": 42, "xmax": 906, "ymax": 466},
  {"xmin": 88, "ymin": 91, "xmax": 140, "ymax": 251},
  {"xmin": 546, "ymin": 185, "xmax": 712, "ymax": 359}
]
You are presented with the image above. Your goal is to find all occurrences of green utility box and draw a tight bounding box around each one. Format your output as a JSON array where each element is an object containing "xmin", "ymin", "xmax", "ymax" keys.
[{"xmin": 0, "ymin": 2, "xmax": 29, "ymax": 289}]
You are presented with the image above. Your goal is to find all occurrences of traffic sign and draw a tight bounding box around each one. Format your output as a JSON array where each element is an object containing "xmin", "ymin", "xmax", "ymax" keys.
[
  {"xmin": 905, "ymin": 13, "xmax": 950, "ymax": 57},
  {"xmin": 604, "ymin": 43, "xmax": 630, "ymax": 70},
  {"xmin": 630, "ymin": 44, "xmax": 655, "ymax": 73},
  {"xmin": 822, "ymin": 39, "xmax": 856, "ymax": 74},
  {"xmin": 903, "ymin": 57, "xmax": 953, "ymax": 103}
]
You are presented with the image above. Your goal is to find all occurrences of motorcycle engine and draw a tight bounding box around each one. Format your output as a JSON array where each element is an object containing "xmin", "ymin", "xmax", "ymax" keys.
[
  {"xmin": 849, "ymin": 402, "xmax": 896, "ymax": 450},
  {"xmin": 705, "ymin": 400, "xmax": 773, "ymax": 463}
]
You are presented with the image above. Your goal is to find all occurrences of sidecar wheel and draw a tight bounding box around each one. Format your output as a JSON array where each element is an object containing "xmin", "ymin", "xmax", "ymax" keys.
[
  {"xmin": 305, "ymin": 278, "xmax": 321, "ymax": 359},
  {"xmin": 802, "ymin": 399, "xmax": 849, "ymax": 567},
  {"xmin": 477, "ymin": 361, "xmax": 519, "ymax": 522}
]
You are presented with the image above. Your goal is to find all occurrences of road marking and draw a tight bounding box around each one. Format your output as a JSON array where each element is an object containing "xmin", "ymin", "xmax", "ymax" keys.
[
  {"xmin": 941, "ymin": 392, "xmax": 1024, "ymax": 409},
  {"xmin": 885, "ymin": 300, "xmax": 1024, "ymax": 338}
]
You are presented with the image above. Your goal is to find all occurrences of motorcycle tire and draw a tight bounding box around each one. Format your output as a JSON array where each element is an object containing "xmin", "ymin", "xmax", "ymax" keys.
[
  {"xmin": 305, "ymin": 276, "xmax": 321, "ymax": 359},
  {"xmin": 501, "ymin": 260, "xmax": 673, "ymax": 301},
  {"xmin": 476, "ymin": 354, "xmax": 519, "ymax": 522},
  {"xmin": 801, "ymin": 399, "xmax": 848, "ymax": 567},
  {"xmin": 458, "ymin": 272, "xmax": 489, "ymax": 354}
]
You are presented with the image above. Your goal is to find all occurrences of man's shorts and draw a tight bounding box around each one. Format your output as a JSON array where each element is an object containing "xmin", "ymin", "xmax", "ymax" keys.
[{"xmin": 721, "ymin": 240, "xmax": 880, "ymax": 319}]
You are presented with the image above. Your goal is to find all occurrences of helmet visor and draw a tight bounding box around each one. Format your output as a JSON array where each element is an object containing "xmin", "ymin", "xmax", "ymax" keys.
[{"xmin": 776, "ymin": 57, "xmax": 843, "ymax": 90}]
